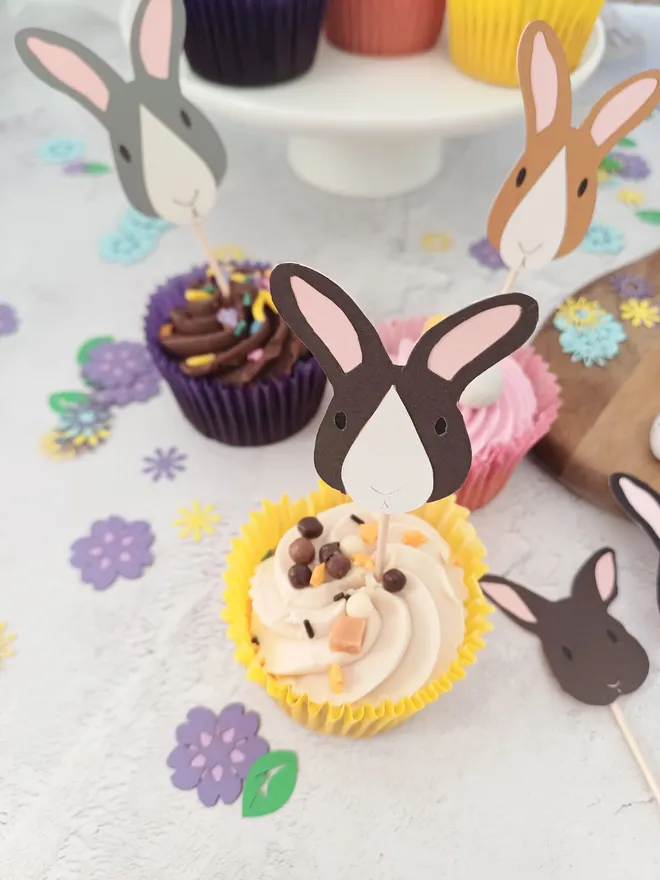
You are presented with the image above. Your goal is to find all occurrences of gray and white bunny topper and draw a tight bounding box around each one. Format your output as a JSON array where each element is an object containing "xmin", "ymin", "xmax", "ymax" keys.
[
  {"xmin": 270, "ymin": 263, "xmax": 538, "ymax": 514},
  {"xmin": 15, "ymin": 0, "xmax": 227, "ymax": 227}
]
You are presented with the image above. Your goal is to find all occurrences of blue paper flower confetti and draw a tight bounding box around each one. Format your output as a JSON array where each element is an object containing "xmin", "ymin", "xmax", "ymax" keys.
[
  {"xmin": 142, "ymin": 447, "xmax": 188, "ymax": 482},
  {"xmin": 580, "ymin": 224, "xmax": 625, "ymax": 256},
  {"xmin": 37, "ymin": 137, "xmax": 84, "ymax": 164},
  {"xmin": 557, "ymin": 314, "xmax": 627, "ymax": 367},
  {"xmin": 99, "ymin": 231, "xmax": 158, "ymax": 265}
]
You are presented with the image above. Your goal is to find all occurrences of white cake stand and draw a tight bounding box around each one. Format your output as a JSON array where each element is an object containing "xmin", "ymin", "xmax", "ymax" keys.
[{"xmin": 119, "ymin": 4, "xmax": 605, "ymax": 198}]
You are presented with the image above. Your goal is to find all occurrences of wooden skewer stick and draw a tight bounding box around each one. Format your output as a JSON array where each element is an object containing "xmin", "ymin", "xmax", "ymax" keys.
[
  {"xmin": 499, "ymin": 260, "xmax": 523, "ymax": 296},
  {"xmin": 610, "ymin": 701, "xmax": 660, "ymax": 806},
  {"xmin": 374, "ymin": 513, "xmax": 390, "ymax": 582},
  {"xmin": 191, "ymin": 217, "xmax": 230, "ymax": 301}
]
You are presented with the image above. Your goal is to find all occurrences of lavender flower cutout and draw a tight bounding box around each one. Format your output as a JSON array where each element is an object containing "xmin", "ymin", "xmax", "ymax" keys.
[
  {"xmin": 609, "ymin": 272, "xmax": 654, "ymax": 300},
  {"xmin": 70, "ymin": 516, "xmax": 155, "ymax": 590},
  {"xmin": 468, "ymin": 237, "xmax": 505, "ymax": 270},
  {"xmin": 0, "ymin": 303, "xmax": 18, "ymax": 336},
  {"xmin": 143, "ymin": 447, "xmax": 187, "ymax": 481},
  {"xmin": 608, "ymin": 152, "xmax": 651, "ymax": 180},
  {"xmin": 82, "ymin": 341, "xmax": 154, "ymax": 389},
  {"xmin": 168, "ymin": 705, "xmax": 269, "ymax": 807}
]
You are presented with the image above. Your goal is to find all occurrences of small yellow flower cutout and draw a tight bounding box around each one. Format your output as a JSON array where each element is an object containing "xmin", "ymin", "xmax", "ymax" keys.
[
  {"xmin": 618, "ymin": 189, "xmax": 645, "ymax": 207},
  {"xmin": 597, "ymin": 169, "xmax": 611, "ymax": 185},
  {"xmin": 214, "ymin": 245, "xmax": 246, "ymax": 263},
  {"xmin": 620, "ymin": 298, "xmax": 660, "ymax": 329},
  {"xmin": 420, "ymin": 232, "xmax": 453, "ymax": 253},
  {"xmin": 0, "ymin": 622, "xmax": 16, "ymax": 662},
  {"xmin": 555, "ymin": 296, "xmax": 603, "ymax": 329},
  {"xmin": 174, "ymin": 502, "xmax": 221, "ymax": 541},
  {"xmin": 39, "ymin": 432, "xmax": 76, "ymax": 461}
]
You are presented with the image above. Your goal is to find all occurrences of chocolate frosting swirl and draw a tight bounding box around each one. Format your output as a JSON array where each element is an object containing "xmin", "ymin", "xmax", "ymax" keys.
[{"xmin": 158, "ymin": 264, "xmax": 308, "ymax": 386}]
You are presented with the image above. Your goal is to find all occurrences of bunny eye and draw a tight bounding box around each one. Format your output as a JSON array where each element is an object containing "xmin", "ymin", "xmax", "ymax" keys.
[
  {"xmin": 334, "ymin": 411, "xmax": 347, "ymax": 430},
  {"xmin": 180, "ymin": 109, "xmax": 192, "ymax": 128},
  {"xmin": 434, "ymin": 417, "xmax": 448, "ymax": 436},
  {"xmin": 562, "ymin": 646, "xmax": 573, "ymax": 661},
  {"xmin": 607, "ymin": 629, "xmax": 619, "ymax": 644},
  {"xmin": 119, "ymin": 145, "xmax": 132, "ymax": 163},
  {"xmin": 515, "ymin": 167, "xmax": 527, "ymax": 187},
  {"xmin": 577, "ymin": 178, "xmax": 588, "ymax": 197}
]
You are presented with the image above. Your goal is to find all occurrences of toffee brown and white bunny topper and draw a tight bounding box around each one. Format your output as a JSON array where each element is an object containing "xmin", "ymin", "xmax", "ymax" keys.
[
  {"xmin": 488, "ymin": 20, "xmax": 660, "ymax": 274},
  {"xmin": 610, "ymin": 473, "xmax": 660, "ymax": 611},
  {"xmin": 270, "ymin": 264, "xmax": 538, "ymax": 516},
  {"xmin": 15, "ymin": 0, "xmax": 229, "ymax": 293}
]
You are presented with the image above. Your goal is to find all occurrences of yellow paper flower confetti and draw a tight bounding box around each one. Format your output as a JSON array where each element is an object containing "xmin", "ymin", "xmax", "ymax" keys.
[
  {"xmin": 214, "ymin": 245, "xmax": 246, "ymax": 263},
  {"xmin": 420, "ymin": 232, "xmax": 453, "ymax": 253},
  {"xmin": 555, "ymin": 296, "xmax": 604, "ymax": 329},
  {"xmin": 0, "ymin": 622, "xmax": 16, "ymax": 661},
  {"xmin": 39, "ymin": 431, "xmax": 77, "ymax": 461},
  {"xmin": 174, "ymin": 501, "xmax": 221, "ymax": 541},
  {"xmin": 620, "ymin": 298, "xmax": 660, "ymax": 329},
  {"xmin": 597, "ymin": 169, "xmax": 611, "ymax": 185},
  {"xmin": 618, "ymin": 189, "xmax": 645, "ymax": 208}
]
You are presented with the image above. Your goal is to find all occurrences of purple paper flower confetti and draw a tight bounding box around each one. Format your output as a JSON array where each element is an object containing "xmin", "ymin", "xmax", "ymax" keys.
[
  {"xmin": 609, "ymin": 272, "xmax": 654, "ymax": 300},
  {"xmin": 468, "ymin": 237, "xmax": 505, "ymax": 270},
  {"xmin": 167, "ymin": 705, "xmax": 269, "ymax": 807},
  {"xmin": 70, "ymin": 516, "xmax": 155, "ymax": 591},
  {"xmin": 143, "ymin": 447, "xmax": 187, "ymax": 482},
  {"xmin": 608, "ymin": 152, "xmax": 651, "ymax": 181},
  {"xmin": 82, "ymin": 341, "xmax": 154, "ymax": 389},
  {"xmin": 0, "ymin": 303, "xmax": 18, "ymax": 336}
]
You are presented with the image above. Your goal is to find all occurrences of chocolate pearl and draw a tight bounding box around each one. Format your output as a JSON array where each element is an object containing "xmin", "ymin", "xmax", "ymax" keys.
[
  {"xmin": 288, "ymin": 564, "xmax": 312, "ymax": 588},
  {"xmin": 297, "ymin": 516, "xmax": 323, "ymax": 539},
  {"xmin": 326, "ymin": 552, "xmax": 351, "ymax": 580},
  {"xmin": 319, "ymin": 542, "xmax": 340, "ymax": 563},
  {"xmin": 289, "ymin": 537, "xmax": 316, "ymax": 565},
  {"xmin": 383, "ymin": 569, "xmax": 407, "ymax": 593}
]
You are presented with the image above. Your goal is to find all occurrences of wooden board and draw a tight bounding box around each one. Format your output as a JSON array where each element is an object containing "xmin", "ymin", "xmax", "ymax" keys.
[{"xmin": 533, "ymin": 250, "xmax": 660, "ymax": 515}]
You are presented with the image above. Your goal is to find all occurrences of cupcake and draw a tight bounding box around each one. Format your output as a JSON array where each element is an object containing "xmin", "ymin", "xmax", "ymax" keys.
[
  {"xmin": 447, "ymin": 0, "xmax": 604, "ymax": 86},
  {"xmin": 182, "ymin": 0, "xmax": 330, "ymax": 87},
  {"xmin": 378, "ymin": 315, "xmax": 561, "ymax": 511},
  {"xmin": 223, "ymin": 481, "xmax": 490, "ymax": 737},
  {"xmin": 145, "ymin": 261, "xmax": 327, "ymax": 446},
  {"xmin": 326, "ymin": 0, "xmax": 446, "ymax": 57}
]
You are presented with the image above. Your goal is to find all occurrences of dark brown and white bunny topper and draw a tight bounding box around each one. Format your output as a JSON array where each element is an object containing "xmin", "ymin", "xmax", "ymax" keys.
[
  {"xmin": 610, "ymin": 473, "xmax": 660, "ymax": 611},
  {"xmin": 15, "ymin": 0, "xmax": 226, "ymax": 226},
  {"xmin": 488, "ymin": 20, "xmax": 660, "ymax": 272},
  {"xmin": 269, "ymin": 264, "xmax": 538, "ymax": 514},
  {"xmin": 481, "ymin": 549, "xmax": 650, "ymax": 707}
]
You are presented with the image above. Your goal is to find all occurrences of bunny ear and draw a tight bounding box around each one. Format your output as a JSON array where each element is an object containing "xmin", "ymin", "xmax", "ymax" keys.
[
  {"xmin": 15, "ymin": 28, "xmax": 124, "ymax": 124},
  {"xmin": 582, "ymin": 72, "xmax": 660, "ymax": 160},
  {"xmin": 269, "ymin": 263, "xmax": 389, "ymax": 387},
  {"xmin": 517, "ymin": 20, "xmax": 572, "ymax": 141},
  {"xmin": 404, "ymin": 293, "xmax": 538, "ymax": 398},
  {"xmin": 480, "ymin": 575, "xmax": 550, "ymax": 634},
  {"xmin": 571, "ymin": 548, "xmax": 618, "ymax": 608},
  {"xmin": 610, "ymin": 473, "xmax": 660, "ymax": 551},
  {"xmin": 130, "ymin": 0, "xmax": 186, "ymax": 82}
]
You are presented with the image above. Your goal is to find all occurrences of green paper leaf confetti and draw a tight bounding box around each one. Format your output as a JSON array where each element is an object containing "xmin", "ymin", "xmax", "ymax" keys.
[
  {"xmin": 618, "ymin": 137, "xmax": 636, "ymax": 148},
  {"xmin": 77, "ymin": 336, "xmax": 114, "ymax": 365},
  {"xmin": 600, "ymin": 156, "xmax": 623, "ymax": 173},
  {"xmin": 84, "ymin": 162, "xmax": 112, "ymax": 175},
  {"xmin": 636, "ymin": 210, "xmax": 660, "ymax": 225},
  {"xmin": 49, "ymin": 391, "xmax": 89, "ymax": 413},
  {"xmin": 242, "ymin": 750, "xmax": 298, "ymax": 818}
]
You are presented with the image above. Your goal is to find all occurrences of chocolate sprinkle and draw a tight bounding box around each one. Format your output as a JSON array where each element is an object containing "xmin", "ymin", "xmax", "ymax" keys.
[
  {"xmin": 303, "ymin": 619, "xmax": 315, "ymax": 639},
  {"xmin": 261, "ymin": 548, "xmax": 275, "ymax": 561},
  {"xmin": 251, "ymin": 636, "xmax": 260, "ymax": 646},
  {"xmin": 350, "ymin": 514, "xmax": 365, "ymax": 525},
  {"xmin": 333, "ymin": 592, "xmax": 345, "ymax": 602}
]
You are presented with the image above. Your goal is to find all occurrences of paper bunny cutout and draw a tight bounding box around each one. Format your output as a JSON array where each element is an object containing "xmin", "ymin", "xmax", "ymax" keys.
[
  {"xmin": 488, "ymin": 20, "xmax": 660, "ymax": 271},
  {"xmin": 269, "ymin": 263, "xmax": 538, "ymax": 514},
  {"xmin": 610, "ymin": 473, "xmax": 660, "ymax": 610},
  {"xmin": 481, "ymin": 549, "xmax": 649, "ymax": 706},
  {"xmin": 15, "ymin": 0, "xmax": 226, "ymax": 225}
]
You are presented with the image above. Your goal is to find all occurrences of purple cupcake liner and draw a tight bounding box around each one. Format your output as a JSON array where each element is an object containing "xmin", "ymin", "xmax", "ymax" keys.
[
  {"xmin": 182, "ymin": 0, "xmax": 330, "ymax": 87},
  {"xmin": 144, "ymin": 265, "xmax": 327, "ymax": 447}
]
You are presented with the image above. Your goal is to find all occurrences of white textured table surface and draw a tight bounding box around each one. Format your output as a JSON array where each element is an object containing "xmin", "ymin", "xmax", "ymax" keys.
[{"xmin": 2, "ymin": 5, "xmax": 660, "ymax": 879}]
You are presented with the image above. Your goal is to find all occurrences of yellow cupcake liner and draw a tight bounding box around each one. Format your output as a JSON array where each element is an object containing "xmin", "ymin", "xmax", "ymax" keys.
[
  {"xmin": 447, "ymin": 0, "xmax": 604, "ymax": 87},
  {"xmin": 223, "ymin": 480, "xmax": 491, "ymax": 738}
]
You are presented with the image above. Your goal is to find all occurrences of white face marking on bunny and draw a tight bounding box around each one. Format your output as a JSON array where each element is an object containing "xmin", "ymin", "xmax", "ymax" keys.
[
  {"xmin": 139, "ymin": 106, "xmax": 218, "ymax": 224},
  {"xmin": 499, "ymin": 148, "xmax": 567, "ymax": 271},
  {"xmin": 650, "ymin": 415, "xmax": 660, "ymax": 462},
  {"xmin": 341, "ymin": 388, "xmax": 434, "ymax": 514},
  {"xmin": 460, "ymin": 365, "xmax": 504, "ymax": 409}
]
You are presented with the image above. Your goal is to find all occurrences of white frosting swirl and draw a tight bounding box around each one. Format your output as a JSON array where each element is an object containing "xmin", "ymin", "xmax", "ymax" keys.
[{"xmin": 250, "ymin": 503, "xmax": 467, "ymax": 706}]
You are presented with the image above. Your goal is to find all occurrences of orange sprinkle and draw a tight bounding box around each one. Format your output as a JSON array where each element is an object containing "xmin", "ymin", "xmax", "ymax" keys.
[
  {"xmin": 159, "ymin": 322, "xmax": 173, "ymax": 339},
  {"xmin": 450, "ymin": 552, "xmax": 462, "ymax": 567},
  {"xmin": 329, "ymin": 663, "xmax": 343, "ymax": 694},
  {"xmin": 359, "ymin": 522, "xmax": 379, "ymax": 545},
  {"xmin": 351, "ymin": 553, "xmax": 375, "ymax": 571},
  {"xmin": 310, "ymin": 562, "xmax": 326, "ymax": 587},
  {"xmin": 403, "ymin": 530, "xmax": 428, "ymax": 548}
]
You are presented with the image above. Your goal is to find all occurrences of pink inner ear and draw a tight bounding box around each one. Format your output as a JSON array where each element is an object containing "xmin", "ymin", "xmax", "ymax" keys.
[
  {"xmin": 290, "ymin": 276, "xmax": 363, "ymax": 373},
  {"xmin": 482, "ymin": 581, "xmax": 537, "ymax": 624},
  {"xmin": 27, "ymin": 38, "xmax": 109, "ymax": 111},
  {"xmin": 530, "ymin": 32, "xmax": 559, "ymax": 134},
  {"xmin": 591, "ymin": 79, "xmax": 658, "ymax": 146},
  {"xmin": 620, "ymin": 478, "xmax": 660, "ymax": 539},
  {"xmin": 427, "ymin": 304, "xmax": 522, "ymax": 381},
  {"xmin": 594, "ymin": 552, "xmax": 616, "ymax": 602},
  {"xmin": 139, "ymin": 0, "xmax": 173, "ymax": 79}
]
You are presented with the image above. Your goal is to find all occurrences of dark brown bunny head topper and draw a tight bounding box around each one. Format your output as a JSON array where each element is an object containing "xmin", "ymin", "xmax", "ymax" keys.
[
  {"xmin": 611, "ymin": 473, "xmax": 660, "ymax": 610},
  {"xmin": 481, "ymin": 549, "xmax": 649, "ymax": 706},
  {"xmin": 269, "ymin": 263, "xmax": 538, "ymax": 514},
  {"xmin": 488, "ymin": 20, "xmax": 660, "ymax": 271}
]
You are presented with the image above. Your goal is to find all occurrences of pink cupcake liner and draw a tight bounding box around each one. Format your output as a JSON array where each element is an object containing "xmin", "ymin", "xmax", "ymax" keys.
[
  {"xmin": 326, "ymin": 0, "xmax": 446, "ymax": 56},
  {"xmin": 377, "ymin": 316, "xmax": 562, "ymax": 511}
]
